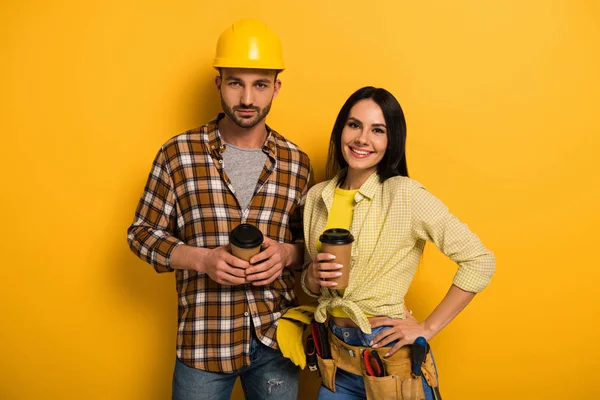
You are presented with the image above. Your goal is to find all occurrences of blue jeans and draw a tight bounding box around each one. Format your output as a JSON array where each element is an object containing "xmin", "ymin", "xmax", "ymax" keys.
[
  {"xmin": 317, "ymin": 320, "xmax": 437, "ymax": 400},
  {"xmin": 172, "ymin": 328, "xmax": 299, "ymax": 400}
]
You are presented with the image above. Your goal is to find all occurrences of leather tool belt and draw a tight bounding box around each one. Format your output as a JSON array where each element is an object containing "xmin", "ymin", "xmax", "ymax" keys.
[{"xmin": 317, "ymin": 329, "xmax": 439, "ymax": 400}]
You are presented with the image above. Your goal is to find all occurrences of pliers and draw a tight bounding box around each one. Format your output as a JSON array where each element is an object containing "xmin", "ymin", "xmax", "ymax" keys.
[{"xmin": 363, "ymin": 349, "xmax": 386, "ymax": 377}]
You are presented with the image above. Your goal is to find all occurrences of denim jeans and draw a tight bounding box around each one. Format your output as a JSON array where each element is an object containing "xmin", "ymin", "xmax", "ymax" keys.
[
  {"xmin": 172, "ymin": 328, "xmax": 299, "ymax": 400},
  {"xmin": 317, "ymin": 320, "xmax": 437, "ymax": 400}
]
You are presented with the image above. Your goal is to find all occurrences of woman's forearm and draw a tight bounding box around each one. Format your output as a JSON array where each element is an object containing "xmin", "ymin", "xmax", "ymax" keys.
[
  {"xmin": 423, "ymin": 284, "xmax": 476, "ymax": 338},
  {"xmin": 303, "ymin": 268, "xmax": 322, "ymax": 295}
]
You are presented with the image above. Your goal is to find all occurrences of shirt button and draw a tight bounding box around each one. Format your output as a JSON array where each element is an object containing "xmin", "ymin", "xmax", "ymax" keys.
[
  {"xmin": 218, "ymin": 159, "xmax": 223, "ymax": 164},
  {"xmin": 343, "ymin": 332, "xmax": 350, "ymax": 338},
  {"xmin": 244, "ymin": 311, "xmax": 249, "ymax": 317}
]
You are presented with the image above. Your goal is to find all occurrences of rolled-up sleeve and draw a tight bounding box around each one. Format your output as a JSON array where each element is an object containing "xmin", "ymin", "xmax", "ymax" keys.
[
  {"xmin": 127, "ymin": 147, "xmax": 184, "ymax": 273},
  {"xmin": 410, "ymin": 182, "xmax": 495, "ymax": 292}
]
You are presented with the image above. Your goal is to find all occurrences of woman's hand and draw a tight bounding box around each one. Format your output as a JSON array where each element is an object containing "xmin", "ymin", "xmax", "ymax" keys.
[
  {"xmin": 306, "ymin": 252, "xmax": 343, "ymax": 289},
  {"xmin": 370, "ymin": 285, "xmax": 477, "ymax": 357},
  {"xmin": 369, "ymin": 311, "xmax": 434, "ymax": 357}
]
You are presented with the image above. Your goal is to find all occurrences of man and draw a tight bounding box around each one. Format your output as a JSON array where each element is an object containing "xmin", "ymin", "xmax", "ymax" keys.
[{"xmin": 127, "ymin": 19, "xmax": 311, "ymax": 400}]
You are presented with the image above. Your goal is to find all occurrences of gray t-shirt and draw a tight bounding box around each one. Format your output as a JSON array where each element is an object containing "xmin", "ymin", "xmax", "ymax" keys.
[{"xmin": 222, "ymin": 143, "xmax": 267, "ymax": 211}]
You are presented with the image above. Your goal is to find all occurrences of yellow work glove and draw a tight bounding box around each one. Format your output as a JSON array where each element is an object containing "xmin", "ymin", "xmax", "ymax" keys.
[{"xmin": 276, "ymin": 304, "xmax": 317, "ymax": 369}]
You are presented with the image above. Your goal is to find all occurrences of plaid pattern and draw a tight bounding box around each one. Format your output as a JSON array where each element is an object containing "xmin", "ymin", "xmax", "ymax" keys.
[
  {"xmin": 302, "ymin": 172, "xmax": 495, "ymax": 334},
  {"xmin": 127, "ymin": 114, "xmax": 311, "ymax": 372}
]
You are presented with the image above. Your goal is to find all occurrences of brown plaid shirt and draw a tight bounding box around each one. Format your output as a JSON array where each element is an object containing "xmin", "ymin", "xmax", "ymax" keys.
[{"xmin": 127, "ymin": 114, "xmax": 311, "ymax": 373}]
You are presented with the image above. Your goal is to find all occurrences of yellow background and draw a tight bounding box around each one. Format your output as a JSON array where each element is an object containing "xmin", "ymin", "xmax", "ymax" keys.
[{"xmin": 1, "ymin": 0, "xmax": 599, "ymax": 399}]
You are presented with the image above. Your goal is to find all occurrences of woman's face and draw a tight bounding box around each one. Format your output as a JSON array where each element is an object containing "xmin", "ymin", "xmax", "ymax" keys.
[{"xmin": 341, "ymin": 99, "xmax": 388, "ymax": 176}]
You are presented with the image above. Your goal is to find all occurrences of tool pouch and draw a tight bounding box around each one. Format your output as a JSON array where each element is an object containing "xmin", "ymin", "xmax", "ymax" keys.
[
  {"xmin": 362, "ymin": 356, "xmax": 421, "ymax": 400},
  {"xmin": 316, "ymin": 355, "xmax": 338, "ymax": 392},
  {"xmin": 370, "ymin": 352, "xmax": 437, "ymax": 400},
  {"xmin": 421, "ymin": 353, "xmax": 438, "ymax": 388},
  {"xmin": 323, "ymin": 332, "xmax": 439, "ymax": 400},
  {"xmin": 363, "ymin": 374, "xmax": 408, "ymax": 399}
]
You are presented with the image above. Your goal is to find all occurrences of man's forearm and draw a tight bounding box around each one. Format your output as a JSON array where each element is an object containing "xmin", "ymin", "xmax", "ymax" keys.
[{"xmin": 169, "ymin": 244, "xmax": 208, "ymax": 272}]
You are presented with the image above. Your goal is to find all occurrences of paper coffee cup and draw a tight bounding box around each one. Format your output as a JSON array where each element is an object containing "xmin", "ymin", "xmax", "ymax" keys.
[
  {"xmin": 229, "ymin": 223, "xmax": 264, "ymax": 262},
  {"xmin": 319, "ymin": 228, "xmax": 354, "ymax": 289}
]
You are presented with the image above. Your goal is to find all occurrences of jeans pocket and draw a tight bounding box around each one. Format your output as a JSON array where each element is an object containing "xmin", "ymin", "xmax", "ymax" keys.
[
  {"xmin": 317, "ymin": 355, "xmax": 338, "ymax": 392},
  {"xmin": 363, "ymin": 374, "xmax": 401, "ymax": 400}
]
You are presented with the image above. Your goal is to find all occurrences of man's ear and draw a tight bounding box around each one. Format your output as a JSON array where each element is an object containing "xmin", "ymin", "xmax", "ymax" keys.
[
  {"xmin": 215, "ymin": 75, "xmax": 222, "ymax": 91},
  {"xmin": 273, "ymin": 79, "xmax": 282, "ymax": 99}
]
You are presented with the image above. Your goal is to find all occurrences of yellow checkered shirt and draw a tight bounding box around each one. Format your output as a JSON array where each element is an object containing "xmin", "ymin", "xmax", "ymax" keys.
[{"xmin": 302, "ymin": 172, "xmax": 495, "ymax": 333}]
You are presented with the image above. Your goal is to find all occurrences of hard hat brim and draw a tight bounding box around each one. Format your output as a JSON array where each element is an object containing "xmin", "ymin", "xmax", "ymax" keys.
[{"xmin": 213, "ymin": 58, "xmax": 285, "ymax": 72}]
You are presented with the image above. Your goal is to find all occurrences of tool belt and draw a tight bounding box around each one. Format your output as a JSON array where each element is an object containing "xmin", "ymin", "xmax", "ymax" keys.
[{"xmin": 317, "ymin": 330, "xmax": 439, "ymax": 400}]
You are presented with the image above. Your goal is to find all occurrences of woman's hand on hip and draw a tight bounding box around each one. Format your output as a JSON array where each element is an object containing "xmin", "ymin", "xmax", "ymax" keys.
[{"xmin": 369, "ymin": 312, "xmax": 435, "ymax": 357}]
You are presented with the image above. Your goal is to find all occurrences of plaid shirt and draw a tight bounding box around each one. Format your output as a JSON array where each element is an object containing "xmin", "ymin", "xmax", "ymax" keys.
[{"xmin": 127, "ymin": 114, "xmax": 311, "ymax": 372}]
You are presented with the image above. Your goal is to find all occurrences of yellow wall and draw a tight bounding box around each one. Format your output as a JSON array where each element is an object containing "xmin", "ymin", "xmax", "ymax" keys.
[{"xmin": 1, "ymin": 0, "xmax": 599, "ymax": 399}]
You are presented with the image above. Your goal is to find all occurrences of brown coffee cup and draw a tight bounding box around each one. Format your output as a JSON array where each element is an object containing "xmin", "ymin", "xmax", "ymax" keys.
[
  {"xmin": 319, "ymin": 228, "xmax": 354, "ymax": 290},
  {"xmin": 229, "ymin": 223, "xmax": 264, "ymax": 262}
]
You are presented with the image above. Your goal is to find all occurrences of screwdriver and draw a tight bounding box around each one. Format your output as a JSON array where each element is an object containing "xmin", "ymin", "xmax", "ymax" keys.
[
  {"xmin": 411, "ymin": 336, "xmax": 429, "ymax": 376},
  {"xmin": 412, "ymin": 337, "xmax": 442, "ymax": 400}
]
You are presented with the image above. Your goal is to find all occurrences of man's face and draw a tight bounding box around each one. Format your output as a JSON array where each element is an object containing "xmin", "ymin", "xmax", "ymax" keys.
[{"xmin": 216, "ymin": 68, "xmax": 281, "ymax": 129}]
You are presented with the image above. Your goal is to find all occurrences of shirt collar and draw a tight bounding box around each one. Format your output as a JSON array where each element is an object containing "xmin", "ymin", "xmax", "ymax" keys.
[
  {"xmin": 322, "ymin": 170, "xmax": 381, "ymax": 208},
  {"xmin": 355, "ymin": 172, "xmax": 380, "ymax": 200}
]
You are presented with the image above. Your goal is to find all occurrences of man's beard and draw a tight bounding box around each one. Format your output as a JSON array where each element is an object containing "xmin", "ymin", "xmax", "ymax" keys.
[{"xmin": 221, "ymin": 97, "xmax": 272, "ymax": 129}]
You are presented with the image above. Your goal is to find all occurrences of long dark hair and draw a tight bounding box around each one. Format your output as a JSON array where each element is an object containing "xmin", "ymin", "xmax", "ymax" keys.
[{"xmin": 326, "ymin": 86, "xmax": 408, "ymax": 182}]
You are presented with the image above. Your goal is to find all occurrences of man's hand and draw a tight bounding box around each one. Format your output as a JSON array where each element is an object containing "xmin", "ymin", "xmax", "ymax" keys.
[
  {"xmin": 201, "ymin": 246, "xmax": 253, "ymax": 285},
  {"xmin": 171, "ymin": 244, "xmax": 250, "ymax": 285},
  {"xmin": 244, "ymin": 237, "xmax": 295, "ymax": 286}
]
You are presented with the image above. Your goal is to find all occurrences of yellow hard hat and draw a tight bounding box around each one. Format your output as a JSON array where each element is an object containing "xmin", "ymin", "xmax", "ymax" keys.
[{"xmin": 213, "ymin": 19, "xmax": 285, "ymax": 71}]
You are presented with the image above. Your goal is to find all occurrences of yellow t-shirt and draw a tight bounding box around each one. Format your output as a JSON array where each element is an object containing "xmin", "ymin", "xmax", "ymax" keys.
[
  {"xmin": 317, "ymin": 187, "xmax": 368, "ymax": 319},
  {"xmin": 316, "ymin": 186, "xmax": 357, "ymax": 251}
]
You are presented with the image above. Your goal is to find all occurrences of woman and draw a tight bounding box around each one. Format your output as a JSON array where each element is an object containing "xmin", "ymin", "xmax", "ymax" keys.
[{"xmin": 302, "ymin": 87, "xmax": 495, "ymax": 399}]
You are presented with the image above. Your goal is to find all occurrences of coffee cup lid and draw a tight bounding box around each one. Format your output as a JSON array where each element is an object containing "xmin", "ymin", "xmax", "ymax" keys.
[
  {"xmin": 230, "ymin": 223, "xmax": 264, "ymax": 249},
  {"xmin": 319, "ymin": 228, "xmax": 354, "ymax": 245}
]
